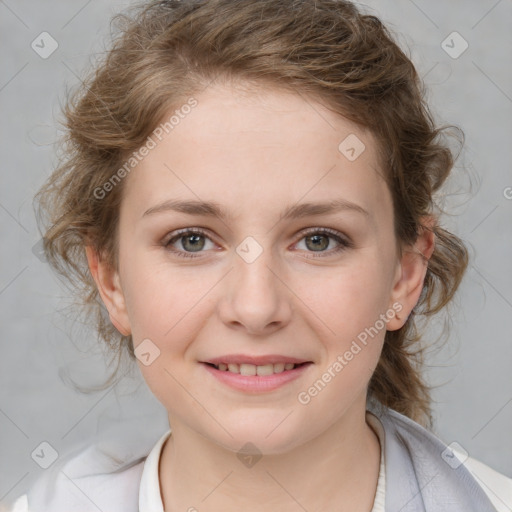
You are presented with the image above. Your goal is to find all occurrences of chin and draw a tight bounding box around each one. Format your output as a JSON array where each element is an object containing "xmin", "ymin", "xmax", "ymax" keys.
[{"xmin": 207, "ymin": 410, "xmax": 308, "ymax": 455}]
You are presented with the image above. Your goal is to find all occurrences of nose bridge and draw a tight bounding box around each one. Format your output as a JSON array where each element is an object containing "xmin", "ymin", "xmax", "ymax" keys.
[
  {"xmin": 219, "ymin": 235, "xmax": 291, "ymax": 333},
  {"xmin": 233, "ymin": 235, "xmax": 280, "ymax": 301}
]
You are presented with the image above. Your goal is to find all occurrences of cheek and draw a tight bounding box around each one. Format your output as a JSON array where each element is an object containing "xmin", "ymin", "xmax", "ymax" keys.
[
  {"xmin": 300, "ymin": 260, "xmax": 395, "ymax": 340},
  {"xmin": 119, "ymin": 244, "xmax": 203, "ymax": 340},
  {"xmin": 295, "ymin": 267, "xmax": 388, "ymax": 417},
  {"xmin": 121, "ymin": 260, "xmax": 218, "ymax": 400}
]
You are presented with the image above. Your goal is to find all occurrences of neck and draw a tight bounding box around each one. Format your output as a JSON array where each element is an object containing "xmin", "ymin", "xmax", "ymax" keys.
[{"xmin": 159, "ymin": 399, "xmax": 381, "ymax": 512}]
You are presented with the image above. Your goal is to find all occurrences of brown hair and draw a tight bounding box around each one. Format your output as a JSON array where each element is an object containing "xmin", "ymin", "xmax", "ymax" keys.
[{"xmin": 35, "ymin": 0, "xmax": 468, "ymax": 427}]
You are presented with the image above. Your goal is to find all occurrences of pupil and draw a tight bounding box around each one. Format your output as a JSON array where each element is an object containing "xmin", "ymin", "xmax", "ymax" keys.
[
  {"xmin": 183, "ymin": 234, "xmax": 204, "ymax": 252},
  {"xmin": 307, "ymin": 234, "xmax": 328, "ymax": 251}
]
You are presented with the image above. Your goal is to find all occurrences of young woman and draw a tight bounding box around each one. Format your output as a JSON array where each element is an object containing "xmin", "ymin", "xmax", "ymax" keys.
[{"xmin": 10, "ymin": 0, "xmax": 512, "ymax": 510}]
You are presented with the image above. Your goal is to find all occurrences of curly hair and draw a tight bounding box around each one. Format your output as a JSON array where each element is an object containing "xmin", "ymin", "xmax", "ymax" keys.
[{"xmin": 35, "ymin": 0, "xmax": 468, "ymax": 427}]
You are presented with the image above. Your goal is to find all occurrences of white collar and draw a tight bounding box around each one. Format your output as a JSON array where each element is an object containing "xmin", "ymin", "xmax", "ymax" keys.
[
  {"xmin": 139, "ymin": 429, "xmax": 171, "ymax": 512},
  {"xmin": 138, "ymin": 413, "xmax": 387, "ymax": 512}
]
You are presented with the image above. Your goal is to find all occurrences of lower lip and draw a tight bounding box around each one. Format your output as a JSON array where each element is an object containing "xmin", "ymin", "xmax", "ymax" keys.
[{"xmin": 201, "ymin": 363, "xmax": 312, "ymax": 392}]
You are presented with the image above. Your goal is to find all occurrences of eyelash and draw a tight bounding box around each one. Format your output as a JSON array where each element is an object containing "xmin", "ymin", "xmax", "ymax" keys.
[{"xmin": 163, "ymin": 227, "xmax": 353, "ymax": 260}]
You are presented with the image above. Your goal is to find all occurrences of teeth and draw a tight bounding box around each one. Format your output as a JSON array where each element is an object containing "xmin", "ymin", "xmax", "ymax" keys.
[
  {"xmin": 227, "ymin": 363, "xmax": 239, "ymax": 373},
  {"xmin": 214, "ymin": 362, "xmax": 300, "ymax": 375},
  {"xmin": 273, "ymin": 363, "xmax": 285, "ymax": 373},
  {"xmin": 240, "ymin": 364, "xmax": 256, "ymax": 376},
  {"xmin": 256, "ymin": 364, "xmax": 274, "ymax": 376}
]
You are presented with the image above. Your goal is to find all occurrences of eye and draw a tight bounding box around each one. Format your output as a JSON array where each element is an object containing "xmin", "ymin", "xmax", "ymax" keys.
[
  {"xmin": 293, "ymin": 228, "xmax": 353, "ymax": 257},
  {"xmin": 163, "ymin": 227, "xmax": 353, "ymax": 260},
  {"xmin": 163, "ymin": 228, "xmax": 217, "ymax": 259}
]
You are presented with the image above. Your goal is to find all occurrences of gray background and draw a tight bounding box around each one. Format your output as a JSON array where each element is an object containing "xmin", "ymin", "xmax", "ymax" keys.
[{"xmin": 1, "ymin": 0, "xmax": 511, "ymax": 507}]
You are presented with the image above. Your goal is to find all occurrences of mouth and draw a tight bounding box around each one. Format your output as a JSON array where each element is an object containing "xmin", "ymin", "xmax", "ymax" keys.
[
  {"xmin": 200, "ymin": 355, "xmax": 313, "ymax": 392},
  {"xmin": 204, "ymin": 361, "xmax": 310, "ymax": 376}
]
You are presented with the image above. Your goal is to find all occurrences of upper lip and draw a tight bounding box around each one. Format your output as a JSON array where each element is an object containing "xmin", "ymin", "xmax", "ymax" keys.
[{"xmin": 203, "ymin": 354, "xmax": 311, "ymax": 365}]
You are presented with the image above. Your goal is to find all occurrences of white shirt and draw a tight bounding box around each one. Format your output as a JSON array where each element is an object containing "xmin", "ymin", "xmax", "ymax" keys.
[{"xmin": 7, "ymin": 411, "xmax": 512, "ymax": 511}]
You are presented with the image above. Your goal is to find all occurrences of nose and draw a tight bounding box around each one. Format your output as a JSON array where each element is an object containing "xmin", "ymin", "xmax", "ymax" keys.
[{"xmin": 217, "ymin": 243, "xmax": 292, "ymax": 336}]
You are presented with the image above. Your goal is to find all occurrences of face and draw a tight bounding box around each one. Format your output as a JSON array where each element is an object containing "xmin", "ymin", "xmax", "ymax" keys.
[{"xmin": 89, "ymin": 81, "xmax": 430, "ymax": 454}]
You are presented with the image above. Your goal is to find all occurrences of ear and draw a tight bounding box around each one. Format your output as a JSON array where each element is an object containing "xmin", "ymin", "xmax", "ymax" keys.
[
  {"xmin": 386, "ymin": 217, "xmax": 436, "ymax": 331},
  {"xmin": 85, "ymin": 246, "xmax": 131, "ymax": 336}
]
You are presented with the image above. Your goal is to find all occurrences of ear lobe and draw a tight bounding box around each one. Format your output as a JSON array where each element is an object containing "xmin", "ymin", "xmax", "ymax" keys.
[
  {"xmin": 85, "ymin": 246, "xmax": 131, "ymax": 336},
  {"xmin": 386, "ymin": 220, "xmax": 436, "ymax": 331}
]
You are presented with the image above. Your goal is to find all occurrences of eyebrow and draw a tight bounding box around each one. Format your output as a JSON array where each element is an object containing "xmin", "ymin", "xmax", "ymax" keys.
[{"xmin": 142, "ymin": 198, "xmax": 370, "ymax": 221}]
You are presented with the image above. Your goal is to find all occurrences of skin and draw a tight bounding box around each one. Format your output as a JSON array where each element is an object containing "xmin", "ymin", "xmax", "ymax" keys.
[{"xmin": 87, "ymin": 80, "xmax": 435, "ymax": 511}]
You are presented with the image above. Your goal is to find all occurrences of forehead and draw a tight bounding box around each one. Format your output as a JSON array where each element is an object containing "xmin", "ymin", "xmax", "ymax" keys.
[{"xmin": 121, "ymin": 82, "xmax": 390, "ymax": 222}]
